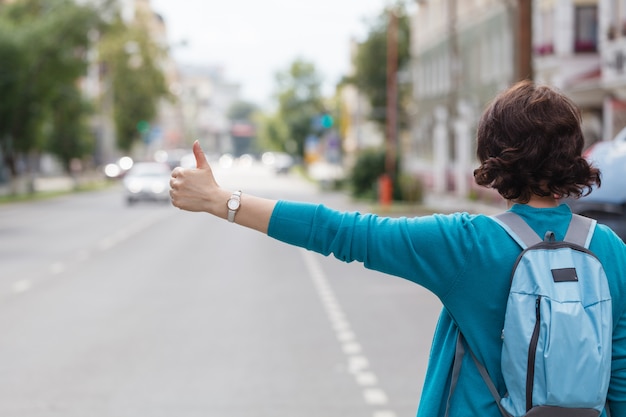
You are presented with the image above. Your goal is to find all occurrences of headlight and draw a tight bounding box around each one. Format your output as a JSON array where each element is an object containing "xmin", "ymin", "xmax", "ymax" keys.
[
  {"xmin": 126, "ymin": 180, "xmax": 143, "ymax": 193},
  {"xmin": 151, "ymin": 182, "xmax": 166, "ymax": 193}
]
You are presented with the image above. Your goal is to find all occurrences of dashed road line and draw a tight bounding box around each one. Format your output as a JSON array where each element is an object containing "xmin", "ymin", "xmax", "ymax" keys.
[
  {"xmin": 12, "ymin": 279, "xmax": 31, "ymax": 293},
  {"xmin": 300, "ymin": 248, "xmax": 397, "ymax": 417},
  {"xmin": 11, "ymin": 211, "xmax": 171, "ymax": 295}
]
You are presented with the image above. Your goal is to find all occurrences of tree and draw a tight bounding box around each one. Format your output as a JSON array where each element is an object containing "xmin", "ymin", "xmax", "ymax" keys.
[
  {"xmin": 228, "ymin": 100, "xmax": 258, "ymax": 122},
  {"xmin": 0, "ymin": 0, "xmax": 106, "ymax": 180},
  {"xmin": 45, "ymin": 87, "xmax": 94, "ymax": 173},
  {"xmin": 98, "ymin": 11, "xmax": 170, "ymax": 152},
  {"xmin": 272, "ymin": 58, "xmax": 326, "ymax": 159},
  {"xmin": 346, "ymin": 1, "xmax": 412, "ymax": 131},
  {"xmin": 255, "ymin": 112, "xmax": 290, "ymax": 153}
]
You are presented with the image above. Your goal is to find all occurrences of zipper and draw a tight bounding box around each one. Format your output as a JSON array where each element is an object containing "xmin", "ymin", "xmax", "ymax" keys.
[{"xmin": 526, "ymin": 295, "xmax": 541, "ymax": 412}]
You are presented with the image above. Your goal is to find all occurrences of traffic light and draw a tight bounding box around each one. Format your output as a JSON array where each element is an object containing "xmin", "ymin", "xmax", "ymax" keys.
[
  {"xmin": 136, "ymin": 120, "xmax": 150, "ymax": 134},
  {"xmin": 320, "ymin": 114, "xmax": 333, "ymax": 129},
  {"xmin": 312, "ymin": 113, "xmax": 334, "ymax": 133}
]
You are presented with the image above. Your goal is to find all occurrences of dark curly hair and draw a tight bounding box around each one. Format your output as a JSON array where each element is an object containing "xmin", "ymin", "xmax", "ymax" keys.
[{"xmin": 473, "ymin": 80, "xmax": 601, "ymax": 203}]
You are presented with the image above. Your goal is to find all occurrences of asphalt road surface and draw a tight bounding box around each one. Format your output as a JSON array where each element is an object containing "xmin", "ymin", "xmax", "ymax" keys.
[{"xmin": 0, "ymin": 161, "xmax": 442, "ymax": 417}]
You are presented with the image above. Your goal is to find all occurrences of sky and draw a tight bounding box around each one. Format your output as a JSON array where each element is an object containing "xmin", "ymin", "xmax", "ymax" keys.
[{"xmin": 150, "ymin": 0, "xmax": 390, "ymax": 107}]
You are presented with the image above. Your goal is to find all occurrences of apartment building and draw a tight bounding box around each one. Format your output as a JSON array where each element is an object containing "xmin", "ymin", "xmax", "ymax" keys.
[
  {"xmin": 408, "ymin": 0, "xmax": 514, "ymax": 197},
  {"xmin": 534, "ymin": 0, "xmax": 603, "ymax": 146},
  {"xmin": 408, "ymin": 0, "xmax": 609, "ymax": 199},
  {"xmin": 600, "ymin": 0, "xmax": 626, "ymax": 139}
]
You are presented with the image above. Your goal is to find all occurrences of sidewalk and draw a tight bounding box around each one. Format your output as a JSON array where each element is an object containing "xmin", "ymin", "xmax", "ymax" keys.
[{"xmin": 0, "ymin": 172, "xmax": 105, "ymax": 197}]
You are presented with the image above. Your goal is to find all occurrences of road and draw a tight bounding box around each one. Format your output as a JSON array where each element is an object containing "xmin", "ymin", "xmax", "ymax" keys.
[{"xmin": 0, "ymin": 162, "xmax": 442, "ymax": 417}]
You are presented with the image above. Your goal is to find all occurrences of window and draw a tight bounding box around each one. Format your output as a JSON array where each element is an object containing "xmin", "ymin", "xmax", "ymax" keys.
[
  {"xmin": 535, "ymin": 8, "xmax": 555, "ymax": 55},
  {"xmin": 574, "ymin": 5, "xmax": 597, "ymax": 52}
]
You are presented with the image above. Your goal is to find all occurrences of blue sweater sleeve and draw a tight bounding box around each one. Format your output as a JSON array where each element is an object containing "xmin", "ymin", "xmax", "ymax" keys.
[{"xmin": 267, "ymin": 200, "xmax": 477, "ymax": 298}]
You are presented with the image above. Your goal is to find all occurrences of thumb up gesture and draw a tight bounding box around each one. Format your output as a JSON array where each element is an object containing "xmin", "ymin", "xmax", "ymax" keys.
[{"xmin": 170, "ymin": 141, "xmax": 228, "ymax": 213}]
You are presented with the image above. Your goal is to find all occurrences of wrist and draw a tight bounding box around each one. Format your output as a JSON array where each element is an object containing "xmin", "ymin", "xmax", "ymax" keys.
[{"xmin": 207, "ymin": 188, "xmax": 231, "ymax": 218}]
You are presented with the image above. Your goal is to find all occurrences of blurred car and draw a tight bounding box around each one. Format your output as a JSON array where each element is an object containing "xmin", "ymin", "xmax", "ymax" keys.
[
  {"xmin": 122, "ymin": 162, "xmax": 171, "ymax": 205},
  {"xmin": 565, "ymin": 129, "xmax": 626, "ymax": 242},
  {"xmin": 261, "ymin": 151, "xmax": 295, "ymax": 174}
]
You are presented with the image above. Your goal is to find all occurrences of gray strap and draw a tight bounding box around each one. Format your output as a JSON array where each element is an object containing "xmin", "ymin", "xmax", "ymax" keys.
[
  {"xmin": 446, "ymin": 333, "xmax": 511, "ymax": 417},
  {"xmin": 467, "ymin": 344, "xmax": 511, "ymax": 417},
  {"xmin": 493, "ymin": 212, "xmax": 542, "ymax": 248},
  {"xmin": 494, "ymin": 212, "xmax": 597, "ymax": 249},
  {"xmin": 563, "ymin": 214, "xmax": 596, "ymax": 248},
  {"xmin": 444, "ymin": 334, "xmax": 466, "ymax": 417}
]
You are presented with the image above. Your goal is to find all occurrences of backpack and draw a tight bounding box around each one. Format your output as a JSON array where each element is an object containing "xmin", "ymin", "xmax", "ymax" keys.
[{"xmin": 445, "ymin": 212, "xmax": 613, "ymax": 417}]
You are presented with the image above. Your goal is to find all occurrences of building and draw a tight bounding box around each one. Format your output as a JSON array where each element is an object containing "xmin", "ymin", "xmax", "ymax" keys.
[
  {"xmin": 177, "ymin": 65, "xmax": 242, "ymax": 155},
  {"xmin": 600, "ymin": 0, "xmax": 626, "ymax": 140},
  {"xmin": 408, "ymin": 0, "xmax": 515, "ymax": 198},
  {"xmin": 534, "ymin": 0, "xmax": 603, "ymax": 147},
  {"xmin": 407, "ymin": 0, "xmax": 615, "ymax": 200}
]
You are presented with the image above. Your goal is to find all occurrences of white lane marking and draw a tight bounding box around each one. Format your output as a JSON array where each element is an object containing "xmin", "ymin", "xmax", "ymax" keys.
[
  {"xmin": 363, "ymin": 388, "xmax": 389, "ymax": 405},
  {"xmin": 355, "ymin": 371, "xmax": 378, "ymax": 386},
  {"xmin": 10, "ymin": 211, "xmax": 172, "ymax": 296},
  {"xmin": 373, "ymin": 411, "xmax": 397, "ymax": 417},
  {"xmin": 13, "ymin": 279, "xmax": 32, "ymax": 293},
  {"xmin": 300, "ymin": 249, "xmax": 396, "ymax": 417},
  {"xmin": 348, "ymin": 355, "xmax": 370, "ymax": 373},
  {"xmin": 336, "ymin": 329, "xmax": 356, "ymax": 342},
  {"xmin": 49, "ymin": 262, "xmax": 66, "ymax": 275},
  {"xmin": 342, "ymin": 342, "xmax": 362, "ymax": 354}
]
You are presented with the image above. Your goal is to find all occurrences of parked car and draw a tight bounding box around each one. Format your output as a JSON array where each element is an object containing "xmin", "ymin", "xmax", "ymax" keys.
[
  {"xmin": 565, "ymin": 130, "xmax": 626, "ymax": 242},
  {"xmin": 122, "ymin": 162, "xmax": 171, "ymax": 205}
]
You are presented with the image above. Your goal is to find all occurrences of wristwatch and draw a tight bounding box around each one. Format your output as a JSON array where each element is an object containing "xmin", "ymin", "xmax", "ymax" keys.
[{"xmin": 227, "ymin": 190, "xmax": 242, "ymax": 222}]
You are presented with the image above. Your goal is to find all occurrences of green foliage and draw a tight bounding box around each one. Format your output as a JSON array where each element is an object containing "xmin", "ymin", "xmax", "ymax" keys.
[
  {"xmin": 99, "ymin": 13, "xmax": 169, "ymax": 152},
  {"xmin": 255, "ymin": 112, "xmax": 291, "ymax": 152},
  {"xmin": 0, "ymin": 0, "xmax": 106, "ymax": 175},
  {"xmin": 228, "ymin": 101, "xmax": 258, "ymax": 122},
  {"xmin": 0, "ymin": 0, "xmax": 169, "ymax": 179},
  {"xmin": 45, "ymin": 86, "xmax": 94, "ymax": 171},
  {"xmin": 350, "ymin": 148, "xmax": 386, "ymax": 200},
  {"xmin": 398, "ymin": 173, "xmax": 423, "ymax": 204},
  {"xmin": 350, "ymin": 147, "xmax": 407, "ymax": 201},
  {"xmin": 273, "ymin": 58, "xmax": 326, "ymax": 158},
  {"xmin": 347, "ymin": 1, "xmax": 412, "ymax": 131}
]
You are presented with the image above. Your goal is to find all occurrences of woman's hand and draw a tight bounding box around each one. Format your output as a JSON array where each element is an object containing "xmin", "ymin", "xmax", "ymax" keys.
[
  {"xmin": 170, "ymin": 141, "xmax": 277, "ymax": 233},
  {"xmin": 170, "ymin": 141, "xmax": 230, "ymax": 215}
]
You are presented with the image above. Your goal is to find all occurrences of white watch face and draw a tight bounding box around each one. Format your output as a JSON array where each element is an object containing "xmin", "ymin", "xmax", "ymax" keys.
[{"xmin": 228, "ymin": 199, "xmax": 240, "ymax": 210}]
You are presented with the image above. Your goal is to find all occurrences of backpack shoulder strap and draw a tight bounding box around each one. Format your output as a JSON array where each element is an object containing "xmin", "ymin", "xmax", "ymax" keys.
[
  {"xmin": 492, "ymin": 212, "xmax": 542, "ymax": 249},
  {"xmin": 563, "ymin": 214, "xmax": 597, "ymax": 248},
  {"xmin": 446, "ymin": 333, "xmax": 511, "ymax": 417},
  {"xmin": 493, "ymin": 212, "xmax": 597, "ymax": 249}
]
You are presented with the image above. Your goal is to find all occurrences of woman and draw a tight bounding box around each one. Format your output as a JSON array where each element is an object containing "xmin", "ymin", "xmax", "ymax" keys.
[{"xmin": 169, "ymin": 81, "xmax": 626, "ymax": 416}]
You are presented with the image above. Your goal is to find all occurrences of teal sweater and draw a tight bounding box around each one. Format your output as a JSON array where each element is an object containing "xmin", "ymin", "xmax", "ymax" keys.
[{"xmin": 267, "ymin": 202, "xmax": 626, "ymax": 417}]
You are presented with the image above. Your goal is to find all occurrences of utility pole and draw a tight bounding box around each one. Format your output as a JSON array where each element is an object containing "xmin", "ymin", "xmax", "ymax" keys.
[
  {"xmin": 517, "ymin": 0, "xmax": 533, "ymax": 80},
  {"xmin": 380, "ymin": 6, "xmax": 398, "ymax": 207},
  {"xmin": 386, "ymin": 7, "xmax": 398, "ymax": 180},
  {"xmin": 448, "ymin": 0, "xmax": 459, "ymax": 160}
]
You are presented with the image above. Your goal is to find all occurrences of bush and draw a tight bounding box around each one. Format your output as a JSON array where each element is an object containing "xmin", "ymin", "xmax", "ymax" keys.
[
  {"xmin": 398, "ymin": 173, "xmax": 423, "ymax": 204},
  {"xmin": 349, "ymin": 147, "xmax": 407, "ymax": 201},
  {"xmin": 350, "ymin": 148, "xmax": 386, "ymax": 200}
]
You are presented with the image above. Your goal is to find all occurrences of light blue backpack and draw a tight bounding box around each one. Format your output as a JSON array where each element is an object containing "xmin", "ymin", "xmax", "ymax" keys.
[{"xmin": 446, "ymin": 212, "xmax": 613, "ymax": 417}]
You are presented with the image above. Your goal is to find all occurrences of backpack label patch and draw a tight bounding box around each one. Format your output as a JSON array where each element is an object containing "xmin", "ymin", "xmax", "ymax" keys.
[{"xmin": 551, "ymin": 267, "xmax": 578, "ymax": 282}]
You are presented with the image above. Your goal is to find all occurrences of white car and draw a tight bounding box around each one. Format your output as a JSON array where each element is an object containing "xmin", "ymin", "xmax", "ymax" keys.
[{"xmin": 122, "ymin": 162, "xmax": 171, "ymax": 205}]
